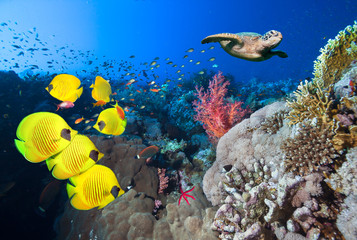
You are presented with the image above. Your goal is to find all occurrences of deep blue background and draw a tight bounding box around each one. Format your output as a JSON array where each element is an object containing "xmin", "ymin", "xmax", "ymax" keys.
[{"xmin": 0, "ymin": 0, "xmax": 356, "ymax": 83}]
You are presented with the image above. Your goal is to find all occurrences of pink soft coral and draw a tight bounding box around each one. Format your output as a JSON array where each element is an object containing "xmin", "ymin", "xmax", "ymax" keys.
[{"xmin": 193, "ymin": 72, "xmax": 249, "ymax": 143}]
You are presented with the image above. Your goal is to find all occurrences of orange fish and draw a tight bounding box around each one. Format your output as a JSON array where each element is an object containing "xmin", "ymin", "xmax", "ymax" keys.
[
  {"xmin": 92, "ymin": 100, "xmax": 107, "ymax": 107},
  {"xmin": 75, "ymin": 117, "xmax": 84, "ymax": 124},
  {"xmin": 136, "ymin": 90, "xmax": 141, "ymax": 93},
  {"xmin": 150, "ymin": 88, "xmax": 160, "ymax": 92},
  {"xmin": 111, "ymin": 92, "xmax": 117, "ymax": 96},
  {"xmin": 129, "ymin": 98, "xmax": 135, "ymax": 101},
  {"xmin": 135, "ymin": 146, "xmax": 159, "ymax": 159}
]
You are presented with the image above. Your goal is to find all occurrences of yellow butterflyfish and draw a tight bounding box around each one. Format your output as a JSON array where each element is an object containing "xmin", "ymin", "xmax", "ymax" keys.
[
  {"xmin": 66, "ymin": 165, "xmax": 125, "ymax": 210},
  {"xmin": 93, "ymin": 102, "xmax": 127, "ymax": 135},
  {"xmin": 90, "ymin": 76, "xmax": 112, "ymax": 103},
  {"xmin": 45, "ymin": 74, "xmax": 83, "ymax": 102},
  {"xmin": 46, "ymin": 134, "xmax": 104, "ymax": 180},
  {"xmin": 14, "ymin": 112, "xmax": 77, "ymax": 163}
]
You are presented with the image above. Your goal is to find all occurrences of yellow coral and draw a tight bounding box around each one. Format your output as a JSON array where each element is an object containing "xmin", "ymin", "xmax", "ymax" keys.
[
  {"xmin": 313, "ymin": 21, "xmax": 357, "ymax": 88},
  {"xmin": 286, "ymin": 79, "xmax": 333, "ymax": 126},
  {"xmin": 287, "ymin": 21, "xmax": 357, "ymax": 127}
]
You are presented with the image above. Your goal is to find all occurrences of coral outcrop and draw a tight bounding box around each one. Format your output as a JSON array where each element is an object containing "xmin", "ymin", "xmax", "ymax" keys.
[
  {"xmin": 203, "ymin": 102, "xmax": 345, "ymax": 239},
  {"xmin": 203, "ymin": 101, "xmax": 290, "ymax": 206}
]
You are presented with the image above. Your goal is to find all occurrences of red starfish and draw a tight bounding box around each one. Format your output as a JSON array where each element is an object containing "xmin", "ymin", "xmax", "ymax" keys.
[{"xmin": 178, "ymin": 185, "xmax": 196, "ymax": 206}]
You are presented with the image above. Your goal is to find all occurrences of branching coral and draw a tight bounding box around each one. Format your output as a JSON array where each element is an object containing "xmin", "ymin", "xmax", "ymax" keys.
[
  {"xmin": 313, "ymin": 21, "xmax": 357, "ymax": 88},
  {"xmin": 286, "ymin": 21, "xmax": 357, "ymax": 129},
  {"xmin": 286, "ymin": 79, "xmax": 334, "ymax": 127},
  {"xmin": 193, "ymin": 71, "xmax": 249, "ymax": 143},
  {"xmin": 281, "ymin": 125, "xmax": 339, "ymax": 176}
]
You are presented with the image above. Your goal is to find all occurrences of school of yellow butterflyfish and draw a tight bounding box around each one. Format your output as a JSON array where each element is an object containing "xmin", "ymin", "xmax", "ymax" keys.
[{"xmin": 14, "ymin": 74, "xmax": 128, "ymax": 210}]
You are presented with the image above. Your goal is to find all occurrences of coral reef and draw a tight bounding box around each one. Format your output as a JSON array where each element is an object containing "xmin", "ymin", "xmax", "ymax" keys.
[
  {"xmin": 168, "ymin": 91, "xmax": 202, "ymax": 134},
  {"xmin": 57, "ymin": 135, "xmax": 218, "ymax": 240},
  {"xmin": 203, "ymin": 101, "xmax": 347, "ymax": 239},
  {"xmin": 56, "ymin": 21, "xmax": 357, "ymax": 240}
]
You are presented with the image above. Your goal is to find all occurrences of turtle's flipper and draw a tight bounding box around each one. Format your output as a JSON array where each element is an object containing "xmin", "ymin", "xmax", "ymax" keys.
[
  {"xmin": 201, "ymin": 33, "xmax": 243, "ymax": 45},
  {"xmin": 271, "ymin": 50, "xmax": 288, "ymax": 58}
]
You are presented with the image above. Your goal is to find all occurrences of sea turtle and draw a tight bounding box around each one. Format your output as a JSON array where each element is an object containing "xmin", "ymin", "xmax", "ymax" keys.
[{"xmin": 201, "ymin": 30, "xmax": 288, "ymax": 62}]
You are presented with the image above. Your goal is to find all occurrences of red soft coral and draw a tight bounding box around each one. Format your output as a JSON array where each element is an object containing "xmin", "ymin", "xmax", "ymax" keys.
[{"xmin": 193, "ymin": 71, "xmax": 249, "ymax": 143}]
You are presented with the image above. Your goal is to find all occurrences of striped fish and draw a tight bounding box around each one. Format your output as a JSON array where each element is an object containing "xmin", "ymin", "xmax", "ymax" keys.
[{"xmin": 67, "ymin": 165, "xmax": 125, "ymax": 210}]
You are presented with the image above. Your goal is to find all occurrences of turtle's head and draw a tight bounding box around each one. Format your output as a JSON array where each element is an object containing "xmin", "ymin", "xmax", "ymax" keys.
[{"xmin": 262, "ymin": 30, "xmax": 283, "ymax": 49}]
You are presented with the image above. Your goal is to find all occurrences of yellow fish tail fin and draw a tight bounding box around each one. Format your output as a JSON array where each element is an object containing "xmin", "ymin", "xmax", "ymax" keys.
[
  {"xmin": 76, "ymin": 87, "xmax": 83, "ymax": 99},
  {"xmin": 46, "ymin": 157, "xmax": 57, "ymax": 172},
  {"xmin": 66, "ymin": 182, "xmax": 77, "ymax": 199},
  {"xmin": 46, "ymin": 157, "xmax": 72, "ymax": 180},
  {"xmin": 14, "ymin": 139, "xmax": 26, "ymax": 159},
  {"xmin": 15, "ymin": 139, "xmax": 43, "ymax": 163}
]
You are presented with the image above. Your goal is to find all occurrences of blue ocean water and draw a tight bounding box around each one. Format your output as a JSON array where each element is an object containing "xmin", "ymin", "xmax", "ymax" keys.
[{"xmin": 0, "ymin": 0, "xmax": 356, "ymax": 239}]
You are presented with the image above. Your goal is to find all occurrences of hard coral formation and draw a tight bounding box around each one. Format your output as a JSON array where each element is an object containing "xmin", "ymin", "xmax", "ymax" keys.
[
  {"xmin": 336, "ymin": 194, "xmax": 357, "ymax": 240},
  {"xmin": 168, "ymin": 91, "xmax": 202, "ymax": 133},
  {"xmin": 313, "ymin": 21, "xmax": 357, "ymax": 88},
  {"xmin": 260, "ymin": 109, "xmax": 288, "ymax": 134},
  {"xmin": 325, "ymin": 147, "xmax": 357, "ymax": 195},
  {"xmin": 212, "ymin": 162, "xmax": 274, "ymax": 239},
  {"xmin": 287, "ymin": 21, "xmax": 357, "ymax": 130},
  {"xmin": 281, "ymin": 124, "xmax": 338, "ymax": 176},
  {"xmin": 203, "ymin": 101, "xmax": 290, "ymax": 206},
  {"xmin": 203, "ymin": 101, "xmax": 347, "ymax": 239},
  {"xmin": 286, "ymin": 79, "xmax": 333, "ymax": 127}
]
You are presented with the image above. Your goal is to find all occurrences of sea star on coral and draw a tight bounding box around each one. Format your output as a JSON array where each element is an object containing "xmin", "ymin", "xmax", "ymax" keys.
[{"xmin": 178, "ymin": 185, "xmax": 196, "ymax": 205}]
